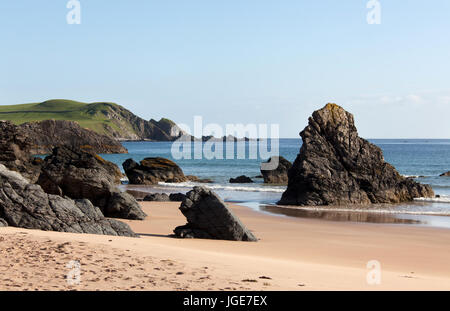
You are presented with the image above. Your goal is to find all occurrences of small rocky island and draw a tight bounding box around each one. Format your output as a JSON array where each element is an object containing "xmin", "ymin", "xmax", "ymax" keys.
[{"xmin": 279, "ymin": 103, "xmax": 435, "ymax": 206}]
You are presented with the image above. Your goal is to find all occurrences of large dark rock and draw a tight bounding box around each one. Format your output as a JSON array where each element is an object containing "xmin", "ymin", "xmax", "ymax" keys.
[
  {"xmin": 19, "ymin": 120, "xmax": 128, "ymax": 155},
  {"xmin": 169, "ymin": 193, "xmax": 187, "ymax": 202},
  {"xmin": 174, "ymin": 187, "xmax": 257, "ymax": 241},
  {"xmin": 279, "ymin": 104, "xmax": 435, "ymax": 206},
  {"xmin": 440, "ymin": 171, "xmax": 450, "ymax": 177},
  {"xmin": 0, "ymin": 121, "xmax": 42, "ymax": 182},
  {"xmin": 229, "ymin": 175, "xmax": 254, "ymax": 183},
  {"xmin": 37, "ymin": 147, "xmax": 146, "ymax": 220},
  {"xmin": 261, "ymin": 156, "xmax": 292, "ymax": 184},
  {"xmin": 0, "ymin": 165, "xmax": 137, "ymax": 236},
  {"xmin": 123, "ymin": 157, "xmax": 187, "ymax": 185},
  {"xmin": 143, "ymin": 193, "xmax": 170, "ymax": 202}
]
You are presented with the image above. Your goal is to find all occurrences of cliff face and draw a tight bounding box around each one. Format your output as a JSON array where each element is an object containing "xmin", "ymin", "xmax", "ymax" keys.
[
  {"xmin": 279, "ymin": 104, "xmax": 435, "ymax": 206},
  {"xmin": 82, "ymin": 102, "xmax": 187, "ymax": 141},
  {"xmin": 0, "ymin": 100, "xmax": 188, "ymax": 142},
  {"xmin": 19, "ymin": 120, "xmax": 128, "ymax": 154}
]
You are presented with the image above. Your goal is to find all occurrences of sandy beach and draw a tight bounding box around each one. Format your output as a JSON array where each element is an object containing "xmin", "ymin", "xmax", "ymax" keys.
[{"xmin": 1, "ymin": 201, "xmax": 450, "ymax": 291}]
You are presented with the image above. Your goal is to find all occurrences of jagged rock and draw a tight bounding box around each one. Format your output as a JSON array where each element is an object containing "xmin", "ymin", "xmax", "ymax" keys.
[
  {"xmin": 143, "ymin": 193, "xmax": 170, "ymax": 202},
  {"xmin": 0, "ymin": 165, "xmax": 137, "ymax": 236},
  {"xmin": 19, "ymin": 120, "xmax": 128, "ymax": 155},
  {"xmin": 0, "ymin": 121, "xmax": 43, "ymax": 182},
  {"xmin": 37, "ymin": 147, "xmax": 146, "ymax": 220},
  {"xmin": 261, "ymin": 156, "xmax": 292, "ymax": 184},
  {"xmin": 169, "ymin": 193, "xmax": 187, "ymax": 202},
  {"xmin": 123, "ymin": 158, "xmax": 186, "ymax": 185},
  {"xmin": 440, "ymin": 171, "xmax": 450, "ymax": 177},
  {"xmin": 173, "ymin": 187, "xmax": 257, "ymax": 241},
  {"xmin": 229, "ymin": 175, "xmax": 253, "ymax": 183},
  {"xmin": 279, "ymin": 104, "xmax": 435, "ymax": 206},
  {"xmin": 0, "ymin": 218, "xmax": 8, "ymax": 227}
]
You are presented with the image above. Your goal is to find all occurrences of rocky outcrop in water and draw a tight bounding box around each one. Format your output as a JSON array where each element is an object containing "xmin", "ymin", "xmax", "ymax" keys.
[
  {"xmin": 123, "ymin": 158, "xmax": 187, "ymax": 185},
  {"xmin": 229, "ymin": 175, "xmax": 253, "ymax": 183},
  {"xmin": 0, "ymin": 165, "xmax": 136, "ymax": 236},
  {"xmin": 37, "ymin": 147, "xmax": 146, "ymax": 220},
  {"xmin": 261, "ymin": 156, "xmax": 292, "ymax": 184},
  {"xmin": 440, "ymin": 171, "xmax": 450, "ymax": 177},
  {"xmin": 279, "ymin": 104, "xmax": 435, "ymax": 206},
  {"xmin": 19, "ymin": 120, "xmax": 128, "ymax": 154},
  {"xmin": 174, "ymin": 187, "xmax": 257, "ymax": 241},
  {"xmin": 0, "ymin": 121, "xmax": 43, "ymax": 182}
]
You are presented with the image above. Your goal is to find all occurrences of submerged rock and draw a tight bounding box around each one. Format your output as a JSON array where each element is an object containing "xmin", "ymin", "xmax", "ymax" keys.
[
  {"xmin": 229, "ymin": 175, "xmax": 254, "ymax": 183},
  {"xmin": 440, "ymin": 171, "xmax": 450, "ymax": 177},
  {"xmin": 173, "ymin": 187, "xmax": 257, "ymax": 241},
  {"xmin": 37, "ymin": 147, "xmax": 146, "ymax": 220},
  {"xmin": 123, "ymin": 157, "xmax": 187, "ymax": 185},
  {"xmin": 261, "ymin": 156, "xmax": 292, "ymax": 184},
  {"xmin": 279, "ymin": 104, "xmax": 434, "ymax": 206},
  {"xmin": 0, "ymin": 165, "xmax": 137, "ymax": 237},
  {"xmin": 186, "ymin": 175, "xmax": 214, "ymax": 183}
]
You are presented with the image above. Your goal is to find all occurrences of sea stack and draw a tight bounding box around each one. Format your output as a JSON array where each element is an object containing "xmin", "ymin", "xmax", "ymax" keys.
[{"xmin": 278, "ymin": 104, "xmax": 434, "ymax": 206}]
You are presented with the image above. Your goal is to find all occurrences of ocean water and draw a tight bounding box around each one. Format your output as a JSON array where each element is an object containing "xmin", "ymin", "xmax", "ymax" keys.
[{"xmin": 104, "ymin": 139, "xmax": 450, "ymax": 228}]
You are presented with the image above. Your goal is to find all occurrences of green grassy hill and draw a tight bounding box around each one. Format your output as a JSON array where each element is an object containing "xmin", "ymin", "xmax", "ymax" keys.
[{"xmin": 0, "ymin": 99, "xmax": 183, "ymax": 141}]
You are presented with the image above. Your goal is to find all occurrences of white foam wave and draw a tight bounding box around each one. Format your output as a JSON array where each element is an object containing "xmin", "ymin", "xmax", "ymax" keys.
[
  {"xmin": 414, "ymin": 196, "xmax": 450, "ymax": 204},
  {"xmin": 157, "ymin": 182, "xmax": 286, "ymax": 193}
]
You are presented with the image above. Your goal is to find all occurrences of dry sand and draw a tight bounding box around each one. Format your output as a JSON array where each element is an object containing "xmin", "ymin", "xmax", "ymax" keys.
[{"xmin": 1, "ymin": 201, "xmax": 450, "ymax": 291}]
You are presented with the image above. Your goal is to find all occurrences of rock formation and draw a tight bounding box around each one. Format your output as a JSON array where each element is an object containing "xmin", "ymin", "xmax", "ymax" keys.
[
  {"xmin": 37, "ymin": 147, "xmax": 146, "ymax": 220},
  {"xmin": 279, "ymin": 104, "xmax": 434, "ymax": 206},
  {"xmin": 19, "ymin": 120, "xmax": 128, "ymax": 154},
  {"xmin": 169, "ymin": 193, "xmax": 187, "ymax": 202},
  {"xmin": 229, "ymin": 175, "xmax": 254, "ymax": 183},
  {"xmin": 173, "ymin": 187, "xmax": 257, "ymax": 241},
  {"xmin": 440, "ymin": 171, "xmax": 450, "ymax": 177},
  {"xmin": 143, "ymin": 193, "xmax": 170, "ymax": 202},
  {"xmin": 0, "ymin": 121, "xmax": 43, "ymax": 182},
  {"xmin": 123, "ymin": 158, "xmax": 187, "ymax": 185},
  {"xmin": 0, "ymin": 165, "xmax": 136, "ymax": 236},
  {"xmin": 261, "ymin": 156, "xmax": 292, "ymax": 184}
]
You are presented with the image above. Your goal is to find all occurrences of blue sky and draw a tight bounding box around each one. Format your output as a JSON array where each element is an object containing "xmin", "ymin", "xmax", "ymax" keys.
[{"xmin": 0, "ymin": 1, "xmax": 449, "ymax": 138}]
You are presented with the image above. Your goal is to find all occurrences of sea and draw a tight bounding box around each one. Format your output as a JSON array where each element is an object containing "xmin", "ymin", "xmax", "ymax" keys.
[{"xmin": 103, "ymin": 139, "xmax": 450, "ymax": 228}]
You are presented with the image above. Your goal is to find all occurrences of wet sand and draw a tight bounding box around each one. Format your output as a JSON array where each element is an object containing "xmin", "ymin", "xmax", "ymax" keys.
[{"xmin": 1, "ymin": 202, "xmax": 450, "ymax": 290}]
